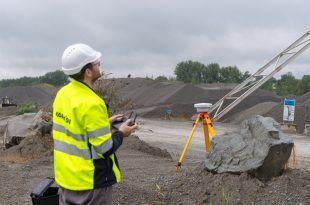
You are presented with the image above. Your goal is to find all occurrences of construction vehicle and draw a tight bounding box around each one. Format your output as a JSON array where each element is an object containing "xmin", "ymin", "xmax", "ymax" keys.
[
  {"xmin": 210, "ymin": 30, "xmax": 310, "ymax": 122},
  {"xmin": 0, "ymin": 96, "xmax": 17, "ymax": 107}
]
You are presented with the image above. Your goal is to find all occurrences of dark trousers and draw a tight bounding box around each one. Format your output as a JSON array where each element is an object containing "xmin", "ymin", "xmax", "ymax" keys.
[{"xmin": 59, "ymin": 186, "xmax": 112, "ymax": 205}]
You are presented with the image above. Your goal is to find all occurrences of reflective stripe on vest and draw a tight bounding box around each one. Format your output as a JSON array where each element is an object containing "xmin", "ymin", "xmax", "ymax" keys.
[
  {"xmin": 87, "ymin": 126, "xmax": 110, "ymax": 139},
  {"xmin": 53, "ymin": 123, "xmax": 111, "ymax": 142},
  {"xmin": 93, "ymin": 138, "xmax": 113, "ymax": 155},
  {"xmin": 53, "ymin": 122, "xmax": 113, "ymax": 157},
  {"xmin": 54, "ymin": 139, "xmax": 91, "ymax": 160},
  {"xmin": 53, "ymin": 137, "xmax": 113, "ymax": 160},
  {"xmin": 53, "ymin": 123, "xmax": 86, "ymax": 142}
]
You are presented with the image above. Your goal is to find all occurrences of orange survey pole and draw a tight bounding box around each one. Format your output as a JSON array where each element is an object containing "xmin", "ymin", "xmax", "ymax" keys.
[{"xmin": 176, "ymin": 113, "xmax": 201, "ymax": 172}]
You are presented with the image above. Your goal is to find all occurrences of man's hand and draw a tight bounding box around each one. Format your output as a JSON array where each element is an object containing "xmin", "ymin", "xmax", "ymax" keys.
[
  {"xmin": 109, "ymin": 114, "xmax": 124, "ymax": 124},
  {"xmin": 119, "ymin": 119, "xmax": 138, "ymax": 137}
]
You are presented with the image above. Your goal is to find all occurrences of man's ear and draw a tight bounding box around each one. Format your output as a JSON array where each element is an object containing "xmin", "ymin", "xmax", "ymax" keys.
[{"xmin": 85, "ymin": 68, "xmax": 92, "ymax": 77}]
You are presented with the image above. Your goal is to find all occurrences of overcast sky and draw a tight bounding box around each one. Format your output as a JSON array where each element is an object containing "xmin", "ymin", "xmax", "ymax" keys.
[{"xmin": 0, "ymin": 0, "xmax": 309, "ymax": 80}]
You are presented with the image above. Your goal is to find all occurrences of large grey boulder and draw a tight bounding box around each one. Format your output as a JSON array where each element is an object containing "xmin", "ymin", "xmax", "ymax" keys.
[
  {"xmin": 2, "ymin": 110, "xmax": 52, "ymax": 148},
  {"xmin": 205, "ymin": 115, "xmax": 294, "ymax": 181}
]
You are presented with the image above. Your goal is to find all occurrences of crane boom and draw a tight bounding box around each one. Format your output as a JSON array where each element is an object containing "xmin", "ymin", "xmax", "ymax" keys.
[{"xmin": 210, "ymin": 30, "xmax": 310, "ymax": 121}]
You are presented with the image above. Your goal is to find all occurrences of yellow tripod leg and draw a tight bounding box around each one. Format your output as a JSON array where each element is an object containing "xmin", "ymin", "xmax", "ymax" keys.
[
  {"xmin": 205, "ymin": 113, "xmax": 216, "ymax": 137},
  {"xmin": 176, "ymin": 115, "xmax": 200, "ymax": 172},
  {"xmin": 203, "ymin": 117, "xmax": 211, "ymax": 153}
]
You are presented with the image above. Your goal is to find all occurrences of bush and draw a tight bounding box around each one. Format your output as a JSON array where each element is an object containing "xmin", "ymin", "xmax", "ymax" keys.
[
  {"xmin": 17, "ymin": 103, "xmax": 39, "ymax": 115},
  {"xmin": 155, "ymin": 75, "xmax": 168, "ymax": 82},
  {"xmin": 93, "ymin": 78, "xmax": 134, "ymax": 115}
]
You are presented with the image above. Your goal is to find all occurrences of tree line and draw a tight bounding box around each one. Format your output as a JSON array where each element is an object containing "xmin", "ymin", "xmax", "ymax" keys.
[
  {"xmin": 262, "ymin": 72, "xmax": 310, "ymax": 96},
  {"xmin": 174, "ymin": 60, "xmax": 250, "ymax": 84},
  {"xmin": 0, "ymin": 70, "xmax": 68, "ymax": 88},
  {"xmin": 172, "ymin": 60, "xmax": 309, "ymax": 96}
]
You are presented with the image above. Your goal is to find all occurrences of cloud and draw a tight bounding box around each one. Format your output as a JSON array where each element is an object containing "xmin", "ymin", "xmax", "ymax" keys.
[{"xmin": 0, "ymin": 0, "xmax": 309, "ymax": 79}]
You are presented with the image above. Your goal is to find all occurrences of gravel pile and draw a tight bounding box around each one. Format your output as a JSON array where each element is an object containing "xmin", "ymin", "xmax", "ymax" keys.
[
  {"xmin": 264, "ymin": 92, "xmax": 310, "ymax": 133},
  {"xmin": 226, "ymin": 91, "xmax": 310, "ymax": 133},
  {"xmin": 112, "ymin": 78, "xmax": 281, "ymax": 120},
  {"xmin": 225, "ymin": 102, "xmax": 278, "ymax": 123},
  {"xmin": 0, "ymin": 84, "xmax": 56, "ymax": 106}
]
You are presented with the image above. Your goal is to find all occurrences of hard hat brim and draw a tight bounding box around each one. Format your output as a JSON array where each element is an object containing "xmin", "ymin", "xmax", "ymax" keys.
[{"xmin": 62, "ymin": 51, "xmax": 102, "ymax": 75}]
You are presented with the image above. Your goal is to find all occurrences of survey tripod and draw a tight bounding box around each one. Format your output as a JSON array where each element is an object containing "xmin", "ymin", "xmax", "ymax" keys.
[{"xmin": 176, "ymin": 111, "xmax": 216, "ymax": 172}]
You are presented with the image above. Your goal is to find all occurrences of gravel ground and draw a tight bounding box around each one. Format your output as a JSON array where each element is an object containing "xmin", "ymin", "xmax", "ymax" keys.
[{"xmin": 0, "ymin": 119, "xmax": 309, "ymax": 205}]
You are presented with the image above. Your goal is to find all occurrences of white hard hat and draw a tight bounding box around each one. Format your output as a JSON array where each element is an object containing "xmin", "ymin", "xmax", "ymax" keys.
[{"xmin": 61, "ymin": 43, "xmax": 102, "ymax": 75}]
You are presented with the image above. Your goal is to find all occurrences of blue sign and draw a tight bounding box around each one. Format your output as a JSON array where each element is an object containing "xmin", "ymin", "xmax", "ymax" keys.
[
  {"xmin": 284, "ymin": 99, "xmax": 296, "ymax": 106},
  {"xmin": 283, "ymin": 98, "xmax": 296, "ymax": 121}
]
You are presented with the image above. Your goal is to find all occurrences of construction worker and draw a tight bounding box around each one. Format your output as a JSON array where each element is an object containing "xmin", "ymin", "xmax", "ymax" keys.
[{"xmin": 53, "ymin": 43, "xmax": 137, "ymax": 205}]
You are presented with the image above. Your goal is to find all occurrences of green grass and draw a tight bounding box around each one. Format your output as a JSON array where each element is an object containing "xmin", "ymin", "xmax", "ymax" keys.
[{"xmin": 17, "ymin": 103, "xmax": 39, "ymax": 115}]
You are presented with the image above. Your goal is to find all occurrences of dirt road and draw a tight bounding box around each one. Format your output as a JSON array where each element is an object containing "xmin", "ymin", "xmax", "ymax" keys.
[{"xmin": 136, "ymin": 118, "xmax": 310, "ymax": 171}]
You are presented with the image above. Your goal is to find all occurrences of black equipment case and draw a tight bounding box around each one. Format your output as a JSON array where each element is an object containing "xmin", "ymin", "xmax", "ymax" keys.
[{"xmin": 30, "ymin": 177, "xmax": 59, "ymax": 205}]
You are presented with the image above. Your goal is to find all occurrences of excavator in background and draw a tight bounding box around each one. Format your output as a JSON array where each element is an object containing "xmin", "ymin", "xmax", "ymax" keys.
[{"xmin": 0, "ymin": 96, "xmax": 17, "ymax": 108}]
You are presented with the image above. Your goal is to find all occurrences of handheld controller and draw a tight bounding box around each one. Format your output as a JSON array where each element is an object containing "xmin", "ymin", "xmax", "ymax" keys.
[{"xmin": 112, "ymin": 112, "xmax": 137, "ymax": 130}]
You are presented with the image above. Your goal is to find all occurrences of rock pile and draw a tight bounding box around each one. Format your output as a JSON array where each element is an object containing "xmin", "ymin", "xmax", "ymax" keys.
[{"xmin": 1, "ymin": 110, "xmax": 52, "ymax": 148}]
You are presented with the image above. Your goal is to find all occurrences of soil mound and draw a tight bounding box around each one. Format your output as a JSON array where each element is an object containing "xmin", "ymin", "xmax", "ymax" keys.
[
  {"xmin": 165, "ymin": 166, "xmax": 310, "ymax": 205},
  {"xmin": 297, "ymin": 91, "xmax": 310, "ymax": 106},
  {"xmin": 122, "ymin": 135, "xmax": 172, "ymax": 159},
  {"xmin": 0, "ymin": 106, "xmax": 17, "ymax": 117},
  {"xmin": 2, "ymin": 134, "xmax": 53, "ymax": 160},
  {"xmin": 0, "ymin": 84, "xmax": 56, "ymax": 106}
]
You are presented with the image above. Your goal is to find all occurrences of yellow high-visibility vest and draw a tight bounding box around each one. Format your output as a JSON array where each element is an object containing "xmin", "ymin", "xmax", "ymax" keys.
[{"xmin": 53, "ymin": 80, "xmax": 121, "ymax": 190}]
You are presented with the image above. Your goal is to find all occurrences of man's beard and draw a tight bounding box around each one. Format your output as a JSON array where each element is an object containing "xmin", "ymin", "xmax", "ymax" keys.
[{"xmin": 92, "ymin": 71, "xmax": 102, "ymax": 83}]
